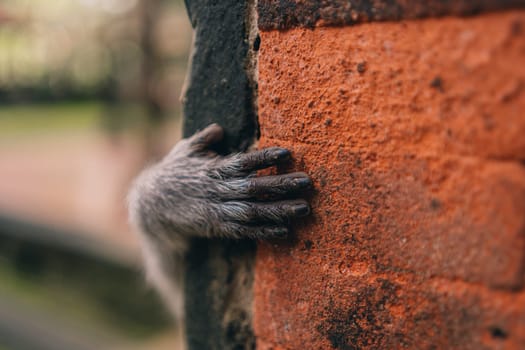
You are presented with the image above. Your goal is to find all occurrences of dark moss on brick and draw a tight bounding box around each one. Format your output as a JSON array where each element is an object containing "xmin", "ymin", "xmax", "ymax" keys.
[
  {"xmin": 258, "ymin": 0, "xmax": 525, "ymax": 30},
  {"xmin": 317, "ymin": 279, "xmax": 402, "ymax": 350}
]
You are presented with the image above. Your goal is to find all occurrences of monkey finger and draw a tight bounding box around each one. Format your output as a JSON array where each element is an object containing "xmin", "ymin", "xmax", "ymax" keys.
[
  {"xmin": 215, "ymin": 173, "xmax": 311, "ymax": 200},
  {"xmin": 220, "ymin": 199, "xmax": 310, "ymax": 224},
  {"xmin": 188, "ymin": 123, "xmax": 224, "ymax": 152},
  {"xmin": 245, "ymin": 172, "xmax": 312, "ymax": 198},
  {"xmin": 216, "ymin": 222, "xmax": 289, "ymax": 239},
  {"xmin": 230, "ymin": 147, "xmax": 291, "ymax": 174}
]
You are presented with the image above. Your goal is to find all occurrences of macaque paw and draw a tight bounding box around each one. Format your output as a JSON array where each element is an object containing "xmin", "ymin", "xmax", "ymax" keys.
[{"xmin": 129, "ymin": 123, "xmax": 312, "ymax": 243}]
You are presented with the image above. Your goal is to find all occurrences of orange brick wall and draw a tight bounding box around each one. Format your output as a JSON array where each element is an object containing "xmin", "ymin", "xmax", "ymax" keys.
[{"xmin": 254, "ymin": 11, "xmax": 525, "ymax": 349}]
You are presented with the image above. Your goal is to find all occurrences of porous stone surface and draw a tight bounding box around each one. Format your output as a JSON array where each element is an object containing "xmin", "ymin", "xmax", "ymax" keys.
[
  {"xmin": 258, "ymin": 0, "xmax": 525, "ymax": 29},
  {"xmin": 255, "ymin": 11, "xmax": 525, "ymax": 349}
]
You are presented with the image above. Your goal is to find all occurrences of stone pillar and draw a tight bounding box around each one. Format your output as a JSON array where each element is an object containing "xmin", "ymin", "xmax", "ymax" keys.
[{"xmin": 255, "ymin": 1, "xmax": 525, "ymax": 349}]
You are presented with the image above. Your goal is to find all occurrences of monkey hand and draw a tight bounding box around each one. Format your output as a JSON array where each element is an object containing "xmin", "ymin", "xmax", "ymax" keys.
[{"xmin": 128, "ymin": 123, "xmax": 312, "ymax": 250}]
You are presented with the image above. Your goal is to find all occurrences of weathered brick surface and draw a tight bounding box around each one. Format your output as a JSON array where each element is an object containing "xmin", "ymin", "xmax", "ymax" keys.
[
  {"xmin": 258, "ymin": 13, "xmax": 525, "ymax": 160},
  {"xmin": 261, "ymin": 140, "xmax": 525, "ymax": 289},
  {"xmin": 254, "ymin": 11, "xmax": 525, "ymax": 349},
  {"xmin": 256, "ymin": 270, "xmax": 525, "ymax": 349}
]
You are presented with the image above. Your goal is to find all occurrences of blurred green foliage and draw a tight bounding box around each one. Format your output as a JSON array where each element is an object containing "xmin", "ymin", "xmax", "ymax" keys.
[
  {"xmin": 0, "ymin": 0, "xmax": 192, "ymax": 348},
  {"xmin": 0, "ymin": 101, "xmax": 152, "ymax": 139},
  {"xmin": 0, "ymin": 102, "xmax": 103, "ymax": 136},
  {"xmin": 0, "ymin": 0, "xmax": 191, "ymax": 110}
]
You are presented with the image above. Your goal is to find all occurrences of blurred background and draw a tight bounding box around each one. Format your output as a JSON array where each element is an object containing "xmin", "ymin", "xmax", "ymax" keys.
[{"xmin": 0, "ymin": 0, "xmax": 192, "ymax": 349}]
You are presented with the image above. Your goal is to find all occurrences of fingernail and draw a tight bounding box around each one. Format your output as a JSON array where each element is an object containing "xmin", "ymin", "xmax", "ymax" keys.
[
  {"xmin": 293, "ymin": 204, "xmax": 310, "ymax": 216},
  {"xmin": 274, "ymin": 148, "xmax": 290, "ymax": 160},
  {"xmin": 295, "ymin": 178, "xmax": 312, "ymax": 188}
]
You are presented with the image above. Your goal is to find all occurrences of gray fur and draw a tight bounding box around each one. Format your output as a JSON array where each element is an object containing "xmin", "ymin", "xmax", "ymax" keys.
[{"xmin": 127, "ymin": 124, "xmax": 311, "ymax": 346}]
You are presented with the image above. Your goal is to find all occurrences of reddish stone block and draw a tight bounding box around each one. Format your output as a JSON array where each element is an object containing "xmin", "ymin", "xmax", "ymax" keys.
[
  {"xmin": 255, "ymin": 10, "xmax": 525, "ymax": 350},
  {"xmin": 262, "ymin": 139, "xmax": 525, "ymax": 288},
  {"xmin": 258, "ymin": 12, "xmax": 525, "ymax": 160},
  {"xmin": 255, "ymin": 270, "xmax": 525, "ymax": 349}
]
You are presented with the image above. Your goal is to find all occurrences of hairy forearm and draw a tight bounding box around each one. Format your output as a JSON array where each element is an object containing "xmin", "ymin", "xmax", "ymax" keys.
[{"xmin": 128, "ymin": 123, "xmax": 311, "ymax": 328}]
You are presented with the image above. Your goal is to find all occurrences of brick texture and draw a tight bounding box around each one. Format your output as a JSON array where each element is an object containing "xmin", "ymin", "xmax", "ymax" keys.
[{"xmin": 254, "ymin": 11, "xmax": 525, "ymax": 349}]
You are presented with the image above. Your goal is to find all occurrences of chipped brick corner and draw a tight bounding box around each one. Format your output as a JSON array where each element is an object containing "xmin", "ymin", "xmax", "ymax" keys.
[{"xmin": 254, "ymin": 1, "xmax": 525, "ymax": 349}]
